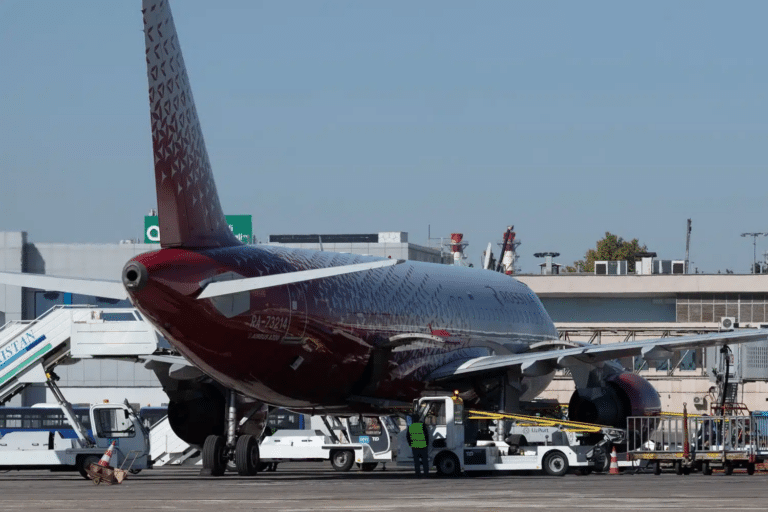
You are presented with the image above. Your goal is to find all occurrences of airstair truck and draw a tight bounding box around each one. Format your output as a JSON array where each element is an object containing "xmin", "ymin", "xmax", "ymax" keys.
[{"xmin": 397, "ymin": 395, "xmax": 623, "ymax": 476}]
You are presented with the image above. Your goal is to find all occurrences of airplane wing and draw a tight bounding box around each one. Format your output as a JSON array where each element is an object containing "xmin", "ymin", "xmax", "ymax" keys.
[
  {"xmin": 0, "ymin": 272, "xmax": 128, "ymax": 300},
  {"xmin": 428, "ymin": 329, "xmax": 768, "ymax": 381},
  {"xmin": 198, "ymin": 259, "xmax": 404, "ymax": 298}
]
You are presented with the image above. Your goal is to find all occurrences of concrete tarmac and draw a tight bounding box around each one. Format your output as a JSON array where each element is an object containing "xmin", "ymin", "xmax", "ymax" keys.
[{"xmin": 0, "ymin": 463, "xmax": 766, "ymax": 511}]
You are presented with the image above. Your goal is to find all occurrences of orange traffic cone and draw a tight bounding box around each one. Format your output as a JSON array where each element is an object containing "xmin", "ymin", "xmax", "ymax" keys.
[
  {"xmin": 98, "ymin": 441, "xmax": 116, "ymax": 468},
  {"xmin": 609, "ymin": 447, "xmax": 619, "ymax": 475}
]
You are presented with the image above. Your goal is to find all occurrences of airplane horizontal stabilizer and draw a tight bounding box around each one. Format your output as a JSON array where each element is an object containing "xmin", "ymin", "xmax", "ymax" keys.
[
  {"xmin": 428, "ymin": 329, "xmax": 768, "ymax": 381},
  {"xmin": 0, "ymin": 272, "xmax": 128, "ymax": 300},
  {"xmin": 198, "ymin": 259, "xmax": 404, "ymax": 299}
]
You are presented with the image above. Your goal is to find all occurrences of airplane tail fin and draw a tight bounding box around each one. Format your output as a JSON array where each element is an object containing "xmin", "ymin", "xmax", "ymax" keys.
[{"xmin": 142, "ymin": 0, "xmax": 240, "ymax": 249}]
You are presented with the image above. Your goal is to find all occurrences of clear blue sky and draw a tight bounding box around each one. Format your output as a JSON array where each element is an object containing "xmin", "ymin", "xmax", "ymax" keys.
[{"xmin": 1, "ymin": 1, "xmax": 766, "ymax": 273}]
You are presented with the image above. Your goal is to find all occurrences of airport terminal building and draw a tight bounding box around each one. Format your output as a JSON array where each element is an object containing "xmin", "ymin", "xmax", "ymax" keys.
[{"xmin": 517, "ymin": 272, "xmax": 768, "ymax": 413}]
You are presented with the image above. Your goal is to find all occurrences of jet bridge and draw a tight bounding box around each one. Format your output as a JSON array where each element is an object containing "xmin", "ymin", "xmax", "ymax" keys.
[{"xmin": 0, "ymin": 305, "xmax": 160, "ymax": 404}]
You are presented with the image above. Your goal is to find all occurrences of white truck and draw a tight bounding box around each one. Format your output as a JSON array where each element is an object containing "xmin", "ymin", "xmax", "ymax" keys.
[
  {"xmin": 397, "ymin": 395, "xmax": 624, "ymax": 476},
  {"xmin": 0, "ymin": 390, "xmax": 151, "ymax": 478},
  {"xmin": 259, "ymin": 415, "xmax": 397, "ymax": 472}
]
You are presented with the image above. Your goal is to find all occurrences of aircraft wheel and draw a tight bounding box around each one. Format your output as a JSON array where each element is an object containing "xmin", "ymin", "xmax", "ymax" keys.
[
  {"xmin": 330, "ymin": 450, "xmax": 354, "ymax": 472},
  {"xmin": 78, "ymin": 455, "xmax": 100, "ymax": 479},
  {"xmin": 435, "ymin": 452, "xmax": 460, "ymax": 477},
  {"xmin": 235, "ymin": 435, "xmax": 260, "ymax": 476},
  {"xmin": 543, "ymin": 451, "xmax": 569, "ymax": 477},
  {"xmin": 202, "ymin": 435, "xmax": 227, "ymax": 476},
  {"xmin": 360, "ymin": 462, "xmax": 378, "ymax": 472}
]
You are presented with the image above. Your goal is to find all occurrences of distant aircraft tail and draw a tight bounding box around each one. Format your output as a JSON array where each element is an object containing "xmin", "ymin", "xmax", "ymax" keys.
[{"xmin": 142, "ymin": 0, "xmax": 240, "ymax": 249}]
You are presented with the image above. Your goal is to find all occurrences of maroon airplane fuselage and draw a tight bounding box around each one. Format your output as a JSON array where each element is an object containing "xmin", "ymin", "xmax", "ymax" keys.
[{"xmin": 125, "ymin": 244, "xmax": 558, "ymax": 412}]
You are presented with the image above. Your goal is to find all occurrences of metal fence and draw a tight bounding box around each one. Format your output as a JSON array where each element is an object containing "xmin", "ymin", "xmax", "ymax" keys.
[{"xmin": 627, "ymin": 415, "xmax": 768, "ymax": 456}]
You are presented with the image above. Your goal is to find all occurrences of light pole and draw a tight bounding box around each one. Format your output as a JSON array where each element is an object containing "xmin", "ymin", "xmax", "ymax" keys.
[{"xmin": 741, "ymin": 232, "xmax": 767, "ymax": 273}]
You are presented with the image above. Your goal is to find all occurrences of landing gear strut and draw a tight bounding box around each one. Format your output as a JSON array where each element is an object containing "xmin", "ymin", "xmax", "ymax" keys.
[{"xmin": 201, "ymin": 390, "xmax": 264, "ymax": 476}]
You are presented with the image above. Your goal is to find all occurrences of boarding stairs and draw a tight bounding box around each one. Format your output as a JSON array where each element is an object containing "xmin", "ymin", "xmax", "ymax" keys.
[
  {"xmin": 149, "ymin": 416, "xmax": 200, "ymax": 466},
  {"xmin": 0, "ymin": 305, "xmax": 160, "ymax": 404}
]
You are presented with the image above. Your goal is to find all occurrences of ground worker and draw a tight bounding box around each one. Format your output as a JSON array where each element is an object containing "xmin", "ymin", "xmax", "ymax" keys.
[{"xmin": 407, "ymin": 414, "xmax": 430, "ymax": 477}]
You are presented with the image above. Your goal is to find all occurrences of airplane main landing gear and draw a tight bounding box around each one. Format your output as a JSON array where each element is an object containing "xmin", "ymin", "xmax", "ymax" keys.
[{"xmin": 200, "ymin": 390, "xmax": 265, "ymax": 477}]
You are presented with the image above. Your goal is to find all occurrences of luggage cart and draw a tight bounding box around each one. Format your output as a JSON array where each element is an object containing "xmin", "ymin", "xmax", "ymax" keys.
[{"xmin": 86, "ymin": 451, "xmax": 142, "ymax": 485}]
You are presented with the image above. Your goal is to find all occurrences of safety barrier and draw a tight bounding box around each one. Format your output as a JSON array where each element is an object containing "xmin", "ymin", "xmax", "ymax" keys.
[{"xmin": 626, "ymin": 414, "xmax": 768, "ymax": 461}]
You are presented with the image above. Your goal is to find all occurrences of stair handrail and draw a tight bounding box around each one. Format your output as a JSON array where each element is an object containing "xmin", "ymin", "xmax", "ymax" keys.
[{"xmin": 0, "ymin": 304, "xmax": 98, "ymax": 344}]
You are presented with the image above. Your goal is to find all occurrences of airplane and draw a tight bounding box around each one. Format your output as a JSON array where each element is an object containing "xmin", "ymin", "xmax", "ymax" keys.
[{"xmin": 1, "ymin": 0, "xmax": 766, "ymax": 477}]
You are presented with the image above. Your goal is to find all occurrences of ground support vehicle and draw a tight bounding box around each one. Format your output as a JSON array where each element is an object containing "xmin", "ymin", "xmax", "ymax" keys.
[
  {"xmin": 259, "ymin": 415, "xmax": 396, "ymax": 472},
  {"xmin": 396, "ymin": 395, "xmax": 625, "ymax": 477},
  {"xmin": 626, "ymin": 412, "xmax": 768, "ymax": 475},
  {"xmin": 0, "ymin": 375, "xmax": 151, "ymax": 477}
]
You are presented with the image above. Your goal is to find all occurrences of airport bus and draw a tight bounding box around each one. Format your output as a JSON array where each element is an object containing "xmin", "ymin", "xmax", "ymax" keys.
[
  {"xmin": 0, "ymin": 405, "xmax": 171, "ymax": 439},
  {"xmin": 0, "ymin": 405, "xmax": 92, "ymax": 439}
]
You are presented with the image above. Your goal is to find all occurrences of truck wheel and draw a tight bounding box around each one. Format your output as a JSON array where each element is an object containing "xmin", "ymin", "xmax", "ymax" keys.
[
  {"xmin": 654, "ymin": 462, "xmax": 662, "ymax": 475},
  {"xmin": 360, "ymin": 462, "xmax": 378, "ymax": 472},
  {"xmin": 593, "ymin": 446, "xmax": 611, "ymax": 473},
  {"xmin": 543, "ymin": 451, "xmax": 569, "ymax": 477},
  {"xmin": 78, "ymin": 455, "xmax": 100, "ymax": 479},
  {"xmin": 235, "ymin": 435, "xmax": 260, "ymax": 476},
  {"xmin": 202, "ymin": 435, "xmax": 227, "ymax": 476},
  {"xmin": 724, "ymin": 463, "xmax": 734, "ymax": 475},
  {"xmin": 330, "ymin": 450, "xmax": 354, "ymax": 472},
  {"xmin": 747, "ymin": 463, "xmax": 756, "ymax": 475},
  {"xmin": 674, "ymin": 461, "xmax": 683, "ymax": 475},
  {"xmin": 435, "ymin": 452, "xmax": 460, "ymax": 477},
  {"xmin": 702, "ymin": 462, "xmax": 712, "ymax": 475}
]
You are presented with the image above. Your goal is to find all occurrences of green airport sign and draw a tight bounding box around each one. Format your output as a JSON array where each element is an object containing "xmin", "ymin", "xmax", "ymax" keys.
[{"xmin": 144, "ymin": 215, "xmax": 253, "ymax": 244}]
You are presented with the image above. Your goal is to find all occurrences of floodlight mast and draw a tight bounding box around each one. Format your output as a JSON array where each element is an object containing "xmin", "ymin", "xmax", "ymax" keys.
[{"xmin": 741, "ymin": 232, "xmax": 767, "ymax": 274}]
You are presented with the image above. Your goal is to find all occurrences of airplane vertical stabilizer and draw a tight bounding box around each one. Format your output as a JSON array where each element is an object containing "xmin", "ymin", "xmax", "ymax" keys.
[{"xmin": 142, "ymin": 0, "xmax": 240, "ymax": 249}]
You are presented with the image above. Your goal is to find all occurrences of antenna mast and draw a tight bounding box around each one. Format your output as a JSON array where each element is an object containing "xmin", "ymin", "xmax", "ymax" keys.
[{"xmin": 685, "ymin": 219, "xmax": 691, "ymax": 274}]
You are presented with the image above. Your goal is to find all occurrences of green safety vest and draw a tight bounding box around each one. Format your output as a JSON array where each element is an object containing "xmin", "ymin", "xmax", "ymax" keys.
[{"xmin": 408, "ymin": 422, "xmax": 427, "ymax": 449}]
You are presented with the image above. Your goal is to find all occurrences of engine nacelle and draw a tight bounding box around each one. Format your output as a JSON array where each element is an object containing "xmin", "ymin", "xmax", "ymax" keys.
[
  {"xmin": 167, "ymin": 384, "xmax": 226, "ymax": 446},
  {"xmin": 568, "ymin": 372, "xmax": 661, "ymax": 428}
]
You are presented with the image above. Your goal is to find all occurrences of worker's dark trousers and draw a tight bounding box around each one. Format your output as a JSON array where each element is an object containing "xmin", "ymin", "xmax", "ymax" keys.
[{"xmin": 412, "ymin": 448, "xmax": 429, "ymax": 477}]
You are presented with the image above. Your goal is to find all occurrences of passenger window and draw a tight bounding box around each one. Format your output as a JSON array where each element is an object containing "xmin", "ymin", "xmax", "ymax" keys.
[{"xmin": 94, "ymin": 408, "xmax": 135, "ymax": 438}]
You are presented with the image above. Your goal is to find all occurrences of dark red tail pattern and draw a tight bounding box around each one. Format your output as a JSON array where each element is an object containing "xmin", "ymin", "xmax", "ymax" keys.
[{"xmin": 142, "ymin": 0, "xmax": 240, "ymax": 248}]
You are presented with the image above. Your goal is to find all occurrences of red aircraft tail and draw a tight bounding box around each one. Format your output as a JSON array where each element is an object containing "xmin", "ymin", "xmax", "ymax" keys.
[{"xmin": 142, "ymin": 0, "xmax": 240, "ymax": 249}]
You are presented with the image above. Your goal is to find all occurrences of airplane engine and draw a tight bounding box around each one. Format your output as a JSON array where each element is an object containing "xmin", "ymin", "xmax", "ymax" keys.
[
  {"xmin": 568, "ymin": 372, "xmax": 661, "ymax": 428},
  {"xmin": 167, "ymin": 384, "xmax": 226, "ymax": 446}
]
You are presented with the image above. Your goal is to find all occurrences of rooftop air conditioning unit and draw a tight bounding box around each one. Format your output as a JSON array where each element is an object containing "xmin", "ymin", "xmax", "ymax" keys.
[
  {"xmin": 720, "ymin": 317, "xmax": 736, "ymax": 331},
  {"xmin": 653, "ymin": 259, "xmax": 672, "ymax": 274},
  {"xmin": 594, "ymin": 261, "xmax": 627, "ymax": 275},
  {"xmin": 672, "ymin": 260, "xmax": 686, "ymax": 274}
]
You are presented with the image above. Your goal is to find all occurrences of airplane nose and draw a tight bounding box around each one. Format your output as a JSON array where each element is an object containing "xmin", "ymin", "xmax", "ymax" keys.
[{"xmin": 122, "ymin": 261, "xmax": 148, "ymax": 291}]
